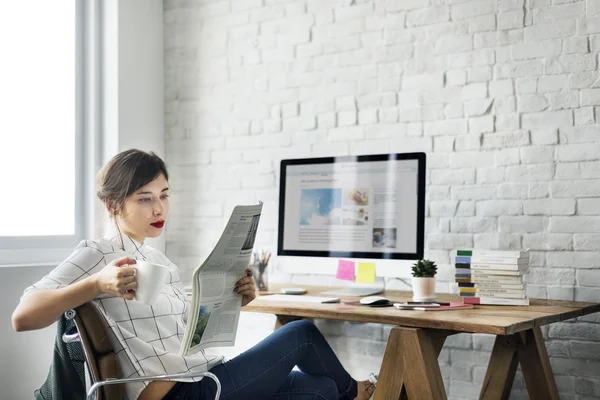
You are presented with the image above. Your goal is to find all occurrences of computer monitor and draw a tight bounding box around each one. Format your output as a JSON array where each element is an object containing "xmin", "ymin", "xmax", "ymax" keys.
[{"xmin": 277, "ymin": 152, "xmax": 426, "ymax": 295}]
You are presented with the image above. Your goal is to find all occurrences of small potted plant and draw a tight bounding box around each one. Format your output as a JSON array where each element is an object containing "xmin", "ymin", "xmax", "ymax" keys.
[{"xmin": 411, "ymin": 259, "xmax": 438, "ymax": 301}]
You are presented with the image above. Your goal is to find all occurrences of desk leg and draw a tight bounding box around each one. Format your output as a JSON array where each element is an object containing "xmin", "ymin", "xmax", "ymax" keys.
[
  {"xmin": 274, "ymin": 315, "xmax": 315, "ymax": 330},
  {"xmin": 374, "ymin": 327, "xmax": 449, "ymax": 400},
  {"xmin": 480, "ymin": 334, "xmax": 520, "ymax": 400},
  {"xmin": 480, "ymin": 327, "xmax": 559, "ymax": 400},
  {"xmin": 373, "ymin": 327, "xmax": 403, "ymax": 400},
  {"xmin": 517, "ymin": 326, "xmax": 559, "ymax": 400}
]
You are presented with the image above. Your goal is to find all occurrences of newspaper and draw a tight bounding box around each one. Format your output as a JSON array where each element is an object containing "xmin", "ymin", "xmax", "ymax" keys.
[{"xmin": 179, "ymin": 202, "xmax": 263, "ymax": 356}]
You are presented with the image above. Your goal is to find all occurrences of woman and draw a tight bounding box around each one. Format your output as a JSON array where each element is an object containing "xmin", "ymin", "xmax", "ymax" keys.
[{"xmin": 12, "ymin": 149, "xmax": 377, "ymax": 400}]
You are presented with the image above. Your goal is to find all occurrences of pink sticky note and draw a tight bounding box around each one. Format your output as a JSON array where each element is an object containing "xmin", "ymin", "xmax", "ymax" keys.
[{"xmin": 336, "ymin": 260, "xmax": 355, "ymax": 281}]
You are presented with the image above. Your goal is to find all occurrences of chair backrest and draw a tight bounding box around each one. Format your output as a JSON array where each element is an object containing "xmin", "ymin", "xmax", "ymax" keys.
[{"xmin": 73, "ymin": 302, "xmax": 124, "ymax": 400}]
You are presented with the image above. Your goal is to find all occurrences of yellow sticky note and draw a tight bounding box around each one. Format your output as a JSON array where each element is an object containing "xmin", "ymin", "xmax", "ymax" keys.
[{"xmin": 356, "ymin": 262, "xmax": 376, "ymax": 283}]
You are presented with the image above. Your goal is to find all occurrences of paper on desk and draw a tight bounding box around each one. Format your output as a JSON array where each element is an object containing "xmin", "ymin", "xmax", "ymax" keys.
[
  {"xmin": 336, "ymin": 260, "xmax": 355, "ymax": 281},
  {"xmin": 356, "ymin": 262, "xmax": 376, "ymax": 283}
]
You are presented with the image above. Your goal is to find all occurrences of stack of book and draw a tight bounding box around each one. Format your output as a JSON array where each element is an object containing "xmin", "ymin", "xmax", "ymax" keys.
[{"xmin": 454, "ymin": 249, "xmax": 529, "ymax": 306}]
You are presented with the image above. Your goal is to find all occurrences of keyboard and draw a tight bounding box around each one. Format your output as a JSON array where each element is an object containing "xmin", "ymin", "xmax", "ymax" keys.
[
  {"xmin": 321, "ymin": 287, "xmax": 384, "ymax": 297},
  {"xmin": 258, "ymin": 294, "xmax": 340, "ymax": 304}
]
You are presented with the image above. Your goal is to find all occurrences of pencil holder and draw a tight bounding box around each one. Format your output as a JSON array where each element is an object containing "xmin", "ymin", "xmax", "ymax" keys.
[
  {"xmin": 250, "ymin": 250, "xmax": 271, "ymax": 291},
  {"xmin": 250, "ymin": 262, "xmax": 268, "ymax": 291}
]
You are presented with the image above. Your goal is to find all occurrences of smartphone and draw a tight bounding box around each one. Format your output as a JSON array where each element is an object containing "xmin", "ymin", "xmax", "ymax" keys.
[{"xmin": 406, "ymin": 301, "xmax": 450, "ymax": 306}]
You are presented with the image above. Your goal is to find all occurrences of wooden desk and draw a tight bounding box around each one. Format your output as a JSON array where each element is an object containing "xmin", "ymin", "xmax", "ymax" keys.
[{"xmin": 244, "ymin": 286, "xmax": 600, "ymax": 400}]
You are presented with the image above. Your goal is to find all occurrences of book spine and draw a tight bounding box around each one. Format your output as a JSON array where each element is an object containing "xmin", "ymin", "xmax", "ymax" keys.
[
  {"xmin": 470, "ymin": 257, "xmax": 528, "ymax": 265},
  {"xmin": 473, "ymin": 287, "xmax": 525, "ymax": 294},
  {"xmin": 455, "ymin": 262, "xmax": 471, "ymax": 269},
  {"xmin": 471, "ymin": 277, "xmax": 524, "ymax": 284},
  {"xmin": 455, "ymin": 256, "xmax": 472, "ymax": 264},
  {"xmin": 459, "ymin": 283, "xmax": 525, "ymax": 289},
  {"xmin": 470, "ymin": 263, "xmax": 526, "ymax": 271},
  {"xmin": 477, "ymin": 283, "xmax": 525, "ymax": 289},
  {"xmin": 470, "ymin": 250, "xmax": 528, "ymax": 258},
  {"xmin": 463, "ymin": 296, "xmax": 530, "ymax": 306},
  {"xmin": 455, "ymin": 278, "xmax": 473, "ymax": 283},
  {"xmin": 471, "ymin": 269, "xmax": 524, "ymax": 276},
  {"xmin": 455, "ymin": 268, "xmax": 471, "ymax": 274},
  {"xmin": 470, "ymin": 291, "xmax": 527, "ymax": 299}
]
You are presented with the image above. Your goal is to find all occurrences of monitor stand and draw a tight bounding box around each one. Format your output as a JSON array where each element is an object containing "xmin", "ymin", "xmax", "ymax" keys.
[{"xmin": 321, "ymin": 277, "xmax": 385, "ymax": 297}]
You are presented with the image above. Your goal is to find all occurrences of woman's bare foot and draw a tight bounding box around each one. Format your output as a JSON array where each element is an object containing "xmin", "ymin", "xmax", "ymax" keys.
[{"xmin": 355, "ymin": 379, "xmax": 376, "ymax": 400}]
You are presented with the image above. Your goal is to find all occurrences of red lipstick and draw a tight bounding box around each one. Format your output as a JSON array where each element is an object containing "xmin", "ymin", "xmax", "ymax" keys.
[{"xmin": 151, "ymin": 220, "xmax": 165, "ymax": 228}]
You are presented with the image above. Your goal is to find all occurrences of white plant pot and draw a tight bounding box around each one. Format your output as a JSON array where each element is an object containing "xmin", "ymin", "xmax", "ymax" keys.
[{"xmin": 412, "ymin": 277, "xmax": 436, "ymax": 302}]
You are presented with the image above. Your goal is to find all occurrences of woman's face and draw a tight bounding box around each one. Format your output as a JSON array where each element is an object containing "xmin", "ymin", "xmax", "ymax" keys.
[{"xmin": 116, "ymin": 174, "xmax": 170, "ymax": 243}]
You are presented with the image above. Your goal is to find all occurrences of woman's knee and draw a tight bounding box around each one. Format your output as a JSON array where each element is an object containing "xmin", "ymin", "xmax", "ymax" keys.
[
  {"xmin": 280, "ymin": 319, "xmax": 326, "ymax": 349},
  {"xmin": 287, "ymin": 319, "xmax": 319, "ymax": 335},
  {"xmin": 314, "ymin": 376, "xmax": 339, "ymax": 400}
]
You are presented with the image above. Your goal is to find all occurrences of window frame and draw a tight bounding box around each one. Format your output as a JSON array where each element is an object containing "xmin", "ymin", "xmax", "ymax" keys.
[{"xmin": 0, "ymin": 0, "xmax": 90, "ymax": 266}]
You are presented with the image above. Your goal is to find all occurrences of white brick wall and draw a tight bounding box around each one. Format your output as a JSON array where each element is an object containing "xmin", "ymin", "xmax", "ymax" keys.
[{"xmin": 164, "ymin": 0, "xmax": 600, "ymax": 398}]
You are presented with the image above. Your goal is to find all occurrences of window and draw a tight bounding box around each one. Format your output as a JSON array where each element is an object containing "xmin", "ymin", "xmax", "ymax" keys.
[{"xmin": 0, "ymin": 1, "xmax": 84, "ymax": 265}]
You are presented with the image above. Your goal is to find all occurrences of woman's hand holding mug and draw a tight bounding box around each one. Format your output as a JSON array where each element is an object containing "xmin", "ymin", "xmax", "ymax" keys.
[{"xmin": 93, "ymin": 256, "xmax": 138, "ymax": 300}]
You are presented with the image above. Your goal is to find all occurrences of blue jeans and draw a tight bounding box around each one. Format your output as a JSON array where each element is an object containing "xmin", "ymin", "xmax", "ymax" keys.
[{"xmin": 163, "ymin": 320, "xmax": 358, "ymax": 400}]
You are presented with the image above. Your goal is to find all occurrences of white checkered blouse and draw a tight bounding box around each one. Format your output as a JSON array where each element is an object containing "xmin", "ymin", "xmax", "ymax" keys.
[{"xmin": 23, "ymin": 234, "xmax": 224, "ymax": 400}]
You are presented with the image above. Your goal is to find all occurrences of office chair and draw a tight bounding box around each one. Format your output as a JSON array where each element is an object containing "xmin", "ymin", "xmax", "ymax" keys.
[{"xmin": 63, "ymin": 302, "xmax": 221, "ymax": 400}]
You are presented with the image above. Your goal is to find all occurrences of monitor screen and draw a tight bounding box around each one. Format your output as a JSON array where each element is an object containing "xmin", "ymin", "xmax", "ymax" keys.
[{"xmin": 278, "ymin": 152, "xmax": 426, "ymax": 260}]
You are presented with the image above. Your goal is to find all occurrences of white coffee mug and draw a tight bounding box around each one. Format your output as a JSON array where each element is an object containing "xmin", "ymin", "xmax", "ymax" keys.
[{"xmin": 134, "ymin": 260, "xmax": 169, "ymax": 305}]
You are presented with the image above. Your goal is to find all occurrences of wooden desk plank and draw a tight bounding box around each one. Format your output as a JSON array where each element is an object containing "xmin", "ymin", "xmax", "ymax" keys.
[
  {"xmin": 244, "ymin": 286, "xmax": 600, "ymax": 335},
  {"xmin": 246, "ymin": 301, "xmax": 531, "ymax": 335}
]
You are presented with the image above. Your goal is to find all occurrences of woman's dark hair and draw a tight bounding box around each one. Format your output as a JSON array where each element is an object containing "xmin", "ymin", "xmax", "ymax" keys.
[{"xmin": 97, "ymin": 149, "xmax": 169, "ymax": 217}]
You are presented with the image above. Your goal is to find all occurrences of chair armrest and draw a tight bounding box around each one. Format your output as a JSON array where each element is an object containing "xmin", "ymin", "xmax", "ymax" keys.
[
  {"xmin": 62, "ymin": 330, "xmax": 81, "ymax": 343},
  {"xmin": 86, "ymin": 371, "xmax": 221, "ymax": 400}
]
